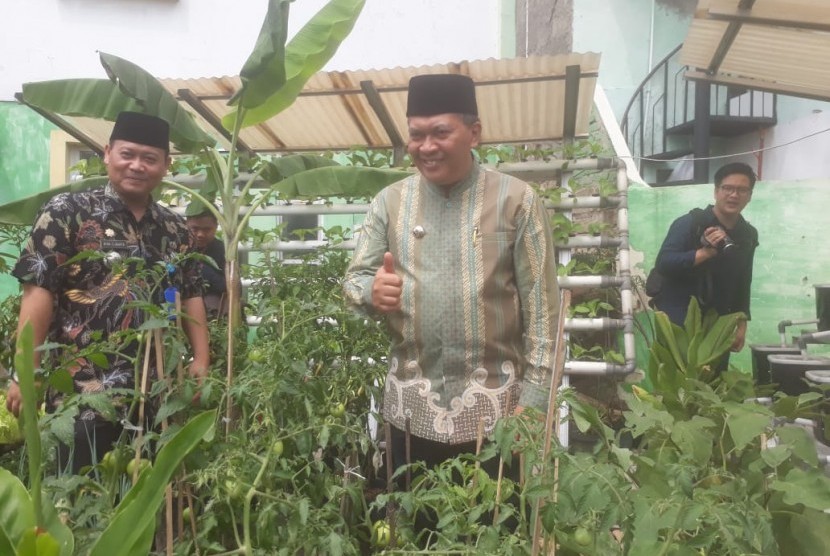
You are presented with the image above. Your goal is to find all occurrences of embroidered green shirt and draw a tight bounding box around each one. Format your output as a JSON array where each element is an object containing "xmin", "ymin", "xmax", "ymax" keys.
[{"xmin": 343, "ymin": 162, "xmax": 560, "ymax": 444}]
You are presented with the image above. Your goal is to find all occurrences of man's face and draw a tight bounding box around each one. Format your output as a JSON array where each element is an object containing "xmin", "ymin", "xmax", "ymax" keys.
[
  {"xmin": 104, "ymin": 140, "xmax": 170, "ymax": 202},
  {"xmin": 187, "ymin": 215, "xmax": 218, "ymax": 250},
  {"xmin": 714, "ymin": 172, "xmax": 753, "ymax": 217},
  {"xmin": 407, "ymin": 114, "xmax": 481, "ymax": 187}
]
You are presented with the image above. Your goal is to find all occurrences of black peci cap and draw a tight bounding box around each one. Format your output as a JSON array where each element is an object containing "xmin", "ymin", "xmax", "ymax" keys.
[
  {"xmin": 109, "ymin": 111, "xmax": 170, "ymax": 153},
  {"xmin": 406, "ymin": 74, "xmax": 478, "ymax": 118}
]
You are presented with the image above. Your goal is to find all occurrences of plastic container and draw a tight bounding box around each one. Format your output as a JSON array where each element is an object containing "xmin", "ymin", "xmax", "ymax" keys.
[
  {"xmin": 815, "ymin": 284, "xmax": 830, "ymax": 332},
  {"xmin": 767, "ymin": 354, "xmax": 830, "ymax": 396},
  {"xmin": 805, "ymin": 370, "xmax": 830, "ymax": 446},
  {"xmin": 749, "ymin": 344, "xmax": 800, "ymax": 385}
]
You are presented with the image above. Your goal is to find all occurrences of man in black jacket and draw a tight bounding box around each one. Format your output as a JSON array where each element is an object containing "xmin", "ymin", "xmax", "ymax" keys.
[
  {"xmin": 653, "ymin": 162, "xmax": 759, "ymax": 353},
  {"xmin": 186, "ymin": 207, "xmax": 230, "ymax": 320}
]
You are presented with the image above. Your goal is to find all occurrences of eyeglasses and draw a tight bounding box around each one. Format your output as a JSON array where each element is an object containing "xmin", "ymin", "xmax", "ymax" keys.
[{"xmin": 718, "ymin": 185, "xmax": 752, "ymax": 197}]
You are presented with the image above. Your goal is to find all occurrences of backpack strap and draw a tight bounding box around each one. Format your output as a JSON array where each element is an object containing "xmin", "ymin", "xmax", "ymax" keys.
[{"xmin": 687, "ymin": 207, "xmax": 714, "ymax": 310}]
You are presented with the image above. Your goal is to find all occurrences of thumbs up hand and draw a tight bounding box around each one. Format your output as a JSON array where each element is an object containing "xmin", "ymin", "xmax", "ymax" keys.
[{"xmin": 372, "ymin": 252, "xmax": 403, "ymax": 313}]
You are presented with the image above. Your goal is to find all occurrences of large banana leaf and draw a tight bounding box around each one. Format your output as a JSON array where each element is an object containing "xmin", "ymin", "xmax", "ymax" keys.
[
  {"xmin": 260, "ymin": 153, "xmax": 341, "ymax": 183},
  {"xmin": 223, "ymin": 0, "xmax": 366, "ymax": 129},
  {"xmin": 99, "ymin": 53, "xmax": 215, "ymax": 152},
  {"xmin": 270, "ymin": 165, "xmax": 410, "ymax": 200},
  {"xmin": 88, "ymin": 410, "xmax": 216, "ymax": 556},
  {"xmin": 0, "ymin": 177, "xmax": 109, "ymax": 226},
  {"xmin": 0, "ymin": 469, "xmax": 74, "ymax": 556},
  {"xmin": 20, "ymin": 53, "xmax": 215, "ymax": 154},
  {"xmin": 232, "ymin": 0, "xmax": 291, "ymax": 109}
]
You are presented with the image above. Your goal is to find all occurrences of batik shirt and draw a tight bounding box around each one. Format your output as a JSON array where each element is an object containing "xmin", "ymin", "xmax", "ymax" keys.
[
  {"xmin": 12, "ymin": 184, "xmax": 202, "ymax": 415},
  {"xmin": 343, "ymin": 162, "xmax": 560, "ymax": 444}
]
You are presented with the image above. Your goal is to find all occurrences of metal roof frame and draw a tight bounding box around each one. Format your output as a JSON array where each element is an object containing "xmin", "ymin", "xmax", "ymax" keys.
[
  {"xmin": 18, "ymin": 54, "xmax": 601, "ymax": 157},
  {"xmin": 681, "ymin": 0, "xmax": 830, "ymax": 103}
]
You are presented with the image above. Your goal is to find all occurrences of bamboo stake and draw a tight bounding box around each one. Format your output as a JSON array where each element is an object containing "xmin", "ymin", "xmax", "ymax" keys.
[
  {"xmin": 492, "ymin": 389, "xmax": 513, "ymax": 526},
  {"xmin": 184, "ymin": 484, "xmax": 202, "ymax": 556},
  {"xmin": 133, "ymin": 331, "xmax": 153, "ymax": 484},
  {"xmin": 405, "ymin": 417, "xmax": 412, "ymax": 492},
  {"xmin": 472, "ymin": 417, "xmax": 486, "ymax": 492},
  {"xmin": 153, "ymin": 328, "xmax": 174, "ymax": 556},
  {"xmin": 384, "ymin": 422, "xmax": 397, "ymax": 546},
  {"xmin": 531, "ymin": 289, "xmax": 571, "ymax": 556}
]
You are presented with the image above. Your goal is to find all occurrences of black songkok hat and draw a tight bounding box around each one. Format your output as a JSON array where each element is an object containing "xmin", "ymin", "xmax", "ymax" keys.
[
  {"xmin": 406, "ymin": 74, "xmax": 478, "ymax": 117},
  {"xmin": 109, "ymin": 111, "xmax": 170, "ymax": 153}
]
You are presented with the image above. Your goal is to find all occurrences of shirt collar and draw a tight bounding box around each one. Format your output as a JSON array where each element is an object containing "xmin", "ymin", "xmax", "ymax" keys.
[
  {"xmin": 422, "ymin": 159, "xmax": 481, "ymax": 198},
  {"xmin": 103, "ymin": 182, "xmax": 161, "ymax": 222}
]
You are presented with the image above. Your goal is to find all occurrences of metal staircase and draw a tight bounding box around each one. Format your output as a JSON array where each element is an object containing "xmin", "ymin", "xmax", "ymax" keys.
[{"xmin": 621, "ymin": 44, "xmax": 777, "ymax": 186}]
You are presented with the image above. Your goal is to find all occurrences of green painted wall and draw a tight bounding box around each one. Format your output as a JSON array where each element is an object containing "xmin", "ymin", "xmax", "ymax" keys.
[
  {"xmin": 0, "ymin": 102, "xmax": 56, "ymax": 299},
  {"xmin": 0, "ymin": 102, "xmax": 55, "ymax": 204},
  {"xmin": 629, "ymin": 179, "xmax": 830, "ymax": 371}
]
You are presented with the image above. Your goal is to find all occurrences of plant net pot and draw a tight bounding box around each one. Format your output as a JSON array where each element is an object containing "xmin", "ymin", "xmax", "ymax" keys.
[
  {"xmin": 767, "ymin": 354, "xmax": 830, "ymax": 396},
  {"xmin": 806, "ymin": 370, "xmax": 830, "ymax": 446},
  {"xmin": 750, "ymin": 344, "xmax": 800, "ymax": 385},
  {"xmin": 816, "ymin": 283, "xmax": 830, "ymax": 332}
]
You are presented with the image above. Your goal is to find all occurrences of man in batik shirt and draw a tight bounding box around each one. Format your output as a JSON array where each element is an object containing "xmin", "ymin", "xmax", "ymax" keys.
[
  {"xmin": 343, "ymin": 74, "xmax": 560, "ymax": 472},
  {"xmin": 6, "ymin": 111, "xmax": 210, "ymax": 472}
]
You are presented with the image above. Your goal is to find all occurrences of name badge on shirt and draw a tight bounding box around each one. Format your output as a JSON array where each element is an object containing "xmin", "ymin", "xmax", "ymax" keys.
[{"xmin": 101, "ymin": 239, "xmax": 132, "ymax": 250}]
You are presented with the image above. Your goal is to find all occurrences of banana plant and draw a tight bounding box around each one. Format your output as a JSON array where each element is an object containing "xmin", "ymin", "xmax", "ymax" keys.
[
  {"xmin": 0, "ymin": 323, "xmax": 217, "ymax": 555},
  {"xmin": 7, "ymin": 0, "xmax": 411, "ymax": 428},
  {"xmin": 640, "ymin": 298, "xmax": 743, "ymax": 416}
]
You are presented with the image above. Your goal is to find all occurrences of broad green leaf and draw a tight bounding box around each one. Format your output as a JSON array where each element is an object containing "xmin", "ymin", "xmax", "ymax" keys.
[
  {"xmin": 760, "ymin": 444, "xmax": 791, "ymax": 469},
  {"xmin": 232, "ymin": 0, "xmax": 291, "ymax": 108},
  {"xmin": 697, "ymin": 312, "xmax": 740, "ymax": 366},
  {"xmin": 772, "ymin": 468, "xmax": 830, "ymax": 511},
  {"xmin": 260, "ymin": 154, "xmax": 341, "ymax": 183},
  {"xmin": 89, "ymin": 410, "xmax": 216, "ymax": 556},
  {"xmin": 15, "ymin": 527, "xmax": 60, "ymax": 556},
  {"xmin": 0, "ymin": 469, "xmax": 36, "ymax": 555},
  {"xmin": 46, "ymin": 369, "xmax": 74, "ymax": 395},
  {"xmin": 788, "ymin": 507, "xmax": 830, "ymax": 556},
  {"xmin": 0, "ymin": 177, "xmax": 108, "ymax": 226},
  {"xmin": 99, "ymin": 53, "xmax": 215, "ymax": 152},
  {"xmin": 683, "ymin": 297, "xmax": 701, "ymax": 338},
  {"xmin": 15, "ymin": 324, "xmax": 44, "ymax": 531},
  {"xmin": 223, "ymin": 0, "xmax": 366, "ymax": 129},
  {"xmin": 776, "ymin": 425, "xmax": 819, "ymax": 466},
  {"xmin": 0, "ymin": 470, "xmax": 74, "ymax": 556},
  {"xmin": 670, "ymin": 416, "xmax": 715, "ymax": 465},
  {"xmin": 271, "ymin": 166, "xmax": 410, "ymax": 200},
  {"xmin": 20, "ymin": 61, "xmax": 214, "ymax": 154},
  {"xmin": 21, "ymin": 78, "xmax": 141, "ymax": 120},
  {"xmin": 724, "ymin": 403, "xmax": 769, "ymax": 451},
  {"xmin": 653, "ymin": 310, "xmax": 686, "ymax": 374}
]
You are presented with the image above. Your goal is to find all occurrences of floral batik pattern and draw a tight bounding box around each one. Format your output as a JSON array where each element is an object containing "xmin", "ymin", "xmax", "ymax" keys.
[{"xmin": 13, "ymin": 184, "xmax": 202, "ymax": 417}]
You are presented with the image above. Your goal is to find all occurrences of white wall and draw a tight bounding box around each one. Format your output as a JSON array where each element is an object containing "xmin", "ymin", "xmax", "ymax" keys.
[
  {"xmin": 724, "ymin": 109, "xmax": 830, "ymax": 181},
  {"xmin": 1, "ymin": 0, "xmax": 503, "ymax": 100}
]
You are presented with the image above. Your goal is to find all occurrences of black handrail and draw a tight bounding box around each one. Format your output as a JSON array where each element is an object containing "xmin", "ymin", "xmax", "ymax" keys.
[{"xmin": 621, "ymin": 43, "xmax": 683, "ymax": 130}]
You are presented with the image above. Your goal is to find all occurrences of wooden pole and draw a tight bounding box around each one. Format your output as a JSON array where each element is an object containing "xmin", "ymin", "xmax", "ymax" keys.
[{"xmin": 531, "ymin": 289, "xmax": 571, "ymax": 556}]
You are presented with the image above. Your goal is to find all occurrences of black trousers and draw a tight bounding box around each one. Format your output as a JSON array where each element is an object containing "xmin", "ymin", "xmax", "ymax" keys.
[
  {"xmin": 388, "ymin": 426, "xmax": 520, "ymax": 486},
  {"xmin": 57, "ymin": 418, "xmax": 123, "ymax": 475}
]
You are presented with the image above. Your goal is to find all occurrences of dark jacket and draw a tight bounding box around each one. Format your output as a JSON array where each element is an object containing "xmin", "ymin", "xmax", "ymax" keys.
[{"xmin": 653, "ymin": 205, "xmax": 758, "ymax": 325}]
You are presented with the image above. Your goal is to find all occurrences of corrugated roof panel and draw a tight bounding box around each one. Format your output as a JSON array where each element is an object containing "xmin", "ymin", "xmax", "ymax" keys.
[
  {"xmin": 681, "ymin": 0, "xmax": 830, "ymax": 101},
  {"xmin": 34, "ymin": 54, "xmax": 602, "ymax": 155}
]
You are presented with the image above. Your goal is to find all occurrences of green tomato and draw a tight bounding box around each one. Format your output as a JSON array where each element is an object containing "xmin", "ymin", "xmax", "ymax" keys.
[
  {"xmin": 372, "ymin": 520, "xmax": 391, "ymax": 548},
  {"xmin": 271, "ymin": 440, "xmax": 284, "ymax": 457},
  {"xmin": 247, "ymin": 348, "xmax": 266, "ymax": 363},
  {"xmin": 126, "ymin": 457, "xmax": 152, "ymax": 476},
  {"xmin": 225, "ymin": 479, "xmax": 244, "ymax": 500},
  {"xmin": 182, "ymin": 507, "xmax": 192, "ymax": 523},
  {"xmin": 100, "ymin": 451, "xmax": 120, "ymax": 473},
  {"xmin": 573, "ymin": 527, "xmax": 592, "ymax": 546},
  {"xmin": 330, "ymin": 403, "xmax": 346, "ymax": 418}
]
